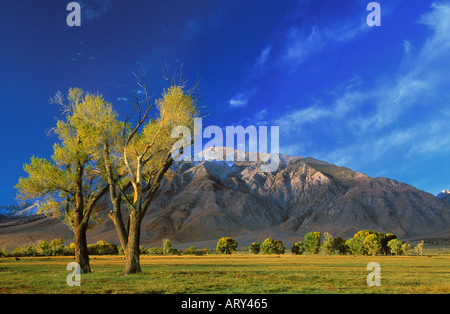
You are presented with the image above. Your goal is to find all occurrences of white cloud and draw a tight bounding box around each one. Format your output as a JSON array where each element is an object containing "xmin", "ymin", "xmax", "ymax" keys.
[
  {"xmin": 350, "ymin": 3, "xmax": 450, "ymax": 136},
  {"xmin": 254, "ymin": 46, "xmax": 272, "ymax": 69},
  {"xmin": 229, "ymin": 94, "xmax": 247, "ymax": 108},
  {"xmin": 419, "ymin": 3, "xmax": 450, "ymax": 52},
  {"xmin": 254, "ymin": 109, "xmax": 267, "ymax": 122},
  {"xmin": 228, "ymin": 88, "xmax": 257, "ymax": 108},
  {"xmin": 281, "ymin": 20, "xmax": 367, "ymax": 71},
  {"xmin": 275, "ymin": 105, "xmax": 331, "ymax": 135},
  {"xmin": 401, "ymin": 40, "xmax": 412, "ymax": 55},
  {"xmin": 270, "ymin": 2, "xmax": 450, "ymax": 173},
  {"xmin": 274, "ymin": 77, "xmax": 366, "ymax": 137}
]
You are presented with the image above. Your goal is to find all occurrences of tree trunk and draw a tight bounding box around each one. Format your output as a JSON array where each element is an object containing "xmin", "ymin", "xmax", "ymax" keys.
[
  {"xmin": 74, "ymin": 227, "xmax": 91, "ymax": 274},
  {"xmin": 108, "ymin": 197, "xmax": 128, "ymax": 253},
  {"xmin": 123, "ymin": 212, "xmax": 142, "ymax": 276},
  {"xmin": 72, "ymin": 161, "xmax": 91, "ymax": 273}
]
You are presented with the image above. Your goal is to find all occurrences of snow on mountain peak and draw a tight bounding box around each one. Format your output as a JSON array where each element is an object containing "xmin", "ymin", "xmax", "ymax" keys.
[{"xmin": 436, "ymin": 190, "xmax": 450, "ymax": 199}]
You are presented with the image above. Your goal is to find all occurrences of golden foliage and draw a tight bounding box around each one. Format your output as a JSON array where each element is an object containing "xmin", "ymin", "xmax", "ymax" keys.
[{"xmin": 16, "ymin": 82, "xmax": 199, "ymax": 226}]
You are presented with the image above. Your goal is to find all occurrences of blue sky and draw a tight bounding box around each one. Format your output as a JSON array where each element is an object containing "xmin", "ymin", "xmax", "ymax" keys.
[{"xmin": 0, "ymin": 0, "xmax": 449, "ymax": 205}]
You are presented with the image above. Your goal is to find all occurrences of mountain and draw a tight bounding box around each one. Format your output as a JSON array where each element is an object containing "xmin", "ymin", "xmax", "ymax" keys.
[
  {"xmin": 436, "ymin": 190, "xmax": 450, "ymax": 204},
  {"xmin": 134, "ymin": 153, "xmax": 450, "ymax": 247},
  {"xmin": 0, "ymin": 205, "xmax": 20, "ymax": 216},
  {"xmin": 1, "ymin": 150, "xmax": 450, "ymax": 250},
  {"xmin": 0, "ymin": 202, "xmax": 40, "ymax": 221}
]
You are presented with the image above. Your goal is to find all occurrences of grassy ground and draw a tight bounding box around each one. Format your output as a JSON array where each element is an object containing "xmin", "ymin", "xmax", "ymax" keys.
[{"xmin": 1, "ymin": 253, "xmax": 449, "ymax": 294}]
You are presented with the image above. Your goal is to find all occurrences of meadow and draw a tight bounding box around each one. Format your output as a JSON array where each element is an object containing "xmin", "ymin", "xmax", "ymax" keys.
[{"xmin": 1, "ymin": 252, "xmax": 449, "ymax": 294}]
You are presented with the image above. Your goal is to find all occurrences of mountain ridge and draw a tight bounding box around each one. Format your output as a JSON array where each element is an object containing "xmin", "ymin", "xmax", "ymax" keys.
[{"xmin": 1, "ymin": 150, "xmax": 449, "ymax": 251}]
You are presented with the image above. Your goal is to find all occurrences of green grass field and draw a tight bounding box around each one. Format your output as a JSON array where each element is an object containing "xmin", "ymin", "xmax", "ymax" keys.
[{"xmin": 1, "ymin": 253, "xmax": 449, "ymax": 294}]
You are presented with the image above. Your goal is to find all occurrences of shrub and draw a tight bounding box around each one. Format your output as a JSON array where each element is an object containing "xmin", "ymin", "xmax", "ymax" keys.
[
  {"xmin": 88, "ymin": 241, "xmax": 118, "ymax": 255},
  {"xmin": 49, "ymin": 239, "xmax": 64, "ymax": 256},
  {"xmin": 249, "ymin": 242, "xmax": 260, "ymax": 255},
  {"xmin": 87, "ymin": 244, "xmax": 97, "ymax": 255},
  {"xmin": 97, "ymin": 241, "xmax": 118, "ymax": 255},
  {"xmin": 0, "ymin": 248, "xmax": 7, "ymax": 258},
  {"xmin": 216, "ymin": 237, "xmax": 238, "ymax": 255},
  {"xmin": 36, "ymin": 240, "xmax": 50, "ymax": 256},
  {"xmin": 148, "ymin": 247, "xmax": 164, "ymax": 255},
  {"xmin": 334, "ymin": 237, "xmax": 349, "ymax": 255},
  {"xmin": 182, "ymin": 246, "xmax": 205, "ymax": 256},
  {"xmin": 291, "ymin": 241, "xmax": 305, "ymax": 255},
  {"xmin": 167, "ymin": 248, "xmax": 182, "ymax": 255},
  {"xmin": 62, "ymin": 246, "xmax": 74, "ymax": 256},
  {"xmin": 261, "ymin": 238, "xmax": 285, "ymax": 255},
  {"xmin": 65, "ymin": 243, "xmax": 76, "ymax": 256},
  {"xmin": 12, "ymin": 247, "xmax": 22, "ymax": 257},
  {"xmin": 18, "ymin": 244, "xmax": 36, "ymax": 257},
  {"xmin": 140, "ymin": 246, "xmax": 149, "ymax": 255},
  {"xmin": 203, "ymin": 248, "xmax": 216, "ymax": 254}
]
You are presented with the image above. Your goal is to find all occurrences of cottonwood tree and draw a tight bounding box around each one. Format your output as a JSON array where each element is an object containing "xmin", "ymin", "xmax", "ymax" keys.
[
  {"xmin": 387, "ymin": 239, "xmax": 403, "ymax": 256},
  {"xmin": 291, "ymin": 241, "xmax": 305, "ymax": 255},
  {"xmin": 414, "ymin": 240, "xmax": 424, "ymax": 256},
  {"xmin": 304, "ymin": 232, "xmax": 322, "ymax": 255},
  {"xmin": 249, "ymin": 242, "xmax": 260, "ymax": 255},
  {"xmin": 322, "ymin": 232, "xmax": 335, "ymax": 255},
  {"xmin": 16, "ymin": 88, "xmax": 112, "ymax": 273},
  {"xmin": 99, "ymin": 71, "xmax": 199, "ymax": 275},
  {"xmin": 363, "ymin": 234, "xmax": 383, "ymax": 256},
  {"xmin": 216, "ymin": 237, "xmax": 238, "ymax": 255},
  {"xmin": 401, "ymin": 242, "xmax": 411, "ymax": 256},
  {"xmin": 163, "ymin": 239, "xmax": 173, "ymax": 255},
  {"xmin": 260, "ymin": 238, "xmax": 285, "ymax": 255}
]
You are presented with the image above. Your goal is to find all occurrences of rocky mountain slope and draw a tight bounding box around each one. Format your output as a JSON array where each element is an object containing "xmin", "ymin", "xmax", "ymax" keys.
[{"xmin": 1, "ymin": 151, "xmax": 449, "ymax": 250}]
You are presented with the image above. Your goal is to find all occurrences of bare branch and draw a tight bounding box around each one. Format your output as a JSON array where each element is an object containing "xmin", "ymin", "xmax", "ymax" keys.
[
  {"xmin": 50, "ymin": 91, "xmax": 73, "ymax": 115},
  {"xmin": 162, "ymin": 62, "xmax": 187, "ymax": 88}
]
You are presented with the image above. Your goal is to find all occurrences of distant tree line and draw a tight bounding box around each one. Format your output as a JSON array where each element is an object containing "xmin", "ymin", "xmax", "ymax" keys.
[
  {"xmin": 1, "ymin": 238, "xmax": 217, "ymax": 258},
  {"xmin": 289, "ymin": 231, "xmax": 423, "ymax": 256},
  {"xmin": 239, "ymin": 231, "xmax": 425, "ymax": 257},
  {"xmin": 216, "ymin": 232, "xmax": 422, "ymax": 257},
  {"xmin": 0, "ymin": 232, "xmax": 426, "ymax": 258},
  {"xmin": 0, "ymin": 239, "xmax": 120, "ymax": 258}
]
